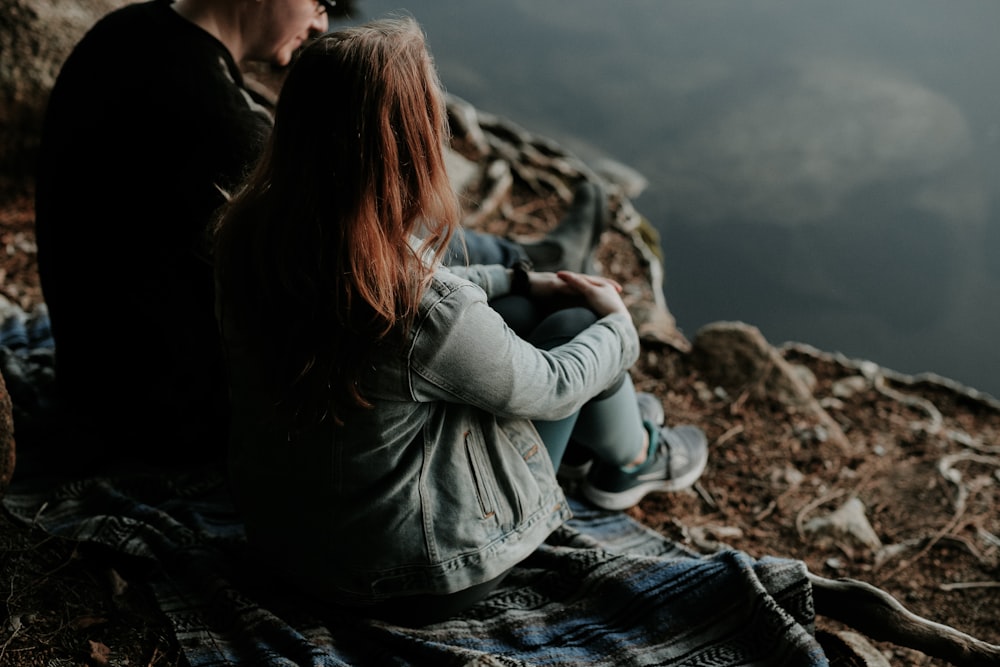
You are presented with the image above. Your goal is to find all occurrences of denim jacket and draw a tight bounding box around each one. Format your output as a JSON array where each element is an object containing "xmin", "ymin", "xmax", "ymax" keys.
[{"xmin": 220, "ymin": 263, "xmax": 640, "ymax": 606}]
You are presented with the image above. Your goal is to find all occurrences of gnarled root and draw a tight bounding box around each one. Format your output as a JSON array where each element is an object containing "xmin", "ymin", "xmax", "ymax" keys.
[{"xmin": 809, "ymin": 573, "xmax": 1000, "ymax": 666}]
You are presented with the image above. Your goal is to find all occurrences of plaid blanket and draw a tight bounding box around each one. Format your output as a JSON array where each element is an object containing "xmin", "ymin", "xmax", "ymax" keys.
[{"xmin": 1, "ymin": 302, "xmax": 830, "ymax": 666}]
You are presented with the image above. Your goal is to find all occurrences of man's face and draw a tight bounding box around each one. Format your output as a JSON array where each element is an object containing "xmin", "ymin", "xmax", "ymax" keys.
[{"xmin": 247, "ymin": 0, "xmax": 329, "ymax": 67}]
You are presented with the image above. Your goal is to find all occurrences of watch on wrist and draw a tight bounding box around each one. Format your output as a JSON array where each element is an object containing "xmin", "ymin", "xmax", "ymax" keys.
[{"xmin": 511, "ymin": 259, "xmax": 532, "ymax": 296}]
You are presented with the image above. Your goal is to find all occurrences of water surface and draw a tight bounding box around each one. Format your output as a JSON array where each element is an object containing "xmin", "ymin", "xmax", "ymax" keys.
[{"xmin": 344, "ymin": 1, "xmax": 1000, "ymax": 399}]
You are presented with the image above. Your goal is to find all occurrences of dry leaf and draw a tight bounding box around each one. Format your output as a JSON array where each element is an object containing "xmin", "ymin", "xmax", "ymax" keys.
[{"xmin": 88, "ymin": 639, "xmax": 111, "ymax": 666}]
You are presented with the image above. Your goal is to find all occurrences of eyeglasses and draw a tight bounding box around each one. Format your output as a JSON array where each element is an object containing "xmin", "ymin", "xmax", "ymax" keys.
[{"xmin": 315, "ymin": 0, "xmax": 337, "ymax": 15}]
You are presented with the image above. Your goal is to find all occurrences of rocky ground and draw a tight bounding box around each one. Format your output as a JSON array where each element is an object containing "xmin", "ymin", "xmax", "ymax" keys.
[{"xmin": 1, "ymin": 109, "xmax": 999, "ymax": 666}]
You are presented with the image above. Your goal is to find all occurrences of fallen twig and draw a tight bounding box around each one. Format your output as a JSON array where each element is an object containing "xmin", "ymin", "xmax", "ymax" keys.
[
  {"xmin": 879, "ymin": 452, "xmax": 1000, "ymax": 582},
  {"xmin": 714, "ymin": 424, "xmax": 744, "ymax": 448},
  {"xmin": 692, "ymin": 480, "xmax": 718, "ymax": 510},
  {"xmin": 869, "ymin": 371, "xmax": 943, "ymax": 435},
  {"xmin": 938, "ymin": 581, "xmax": 1000, "ymax": 592},
  {"xmin": 876, "ymin": 500, "xmax": 966, "ymax": 584}
]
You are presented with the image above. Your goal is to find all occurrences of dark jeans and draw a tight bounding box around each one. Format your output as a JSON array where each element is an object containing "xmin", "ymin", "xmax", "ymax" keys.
[{"xmin": 444, "ymin": 228, "xmax": 527, "ymax": 267}]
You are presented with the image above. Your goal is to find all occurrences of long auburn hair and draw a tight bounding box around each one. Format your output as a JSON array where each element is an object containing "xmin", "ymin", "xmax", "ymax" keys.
[{"xmin": 213, "ymin": 17, "xmax": 458, "ymax": 431}]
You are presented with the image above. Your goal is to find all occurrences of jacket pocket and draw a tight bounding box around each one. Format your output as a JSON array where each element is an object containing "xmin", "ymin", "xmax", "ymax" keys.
[
  {"xmin": 464, "ymin": 429, "xmax": 500, "ymax": 521},
  {"xmin": 491, "ymin": 418, "xmax": 549, "ymax": 523}
]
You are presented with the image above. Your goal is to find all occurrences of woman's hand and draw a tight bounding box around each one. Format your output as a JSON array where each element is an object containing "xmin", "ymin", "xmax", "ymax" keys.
[
  {"xmin": 525, "ymin": 271, "xmax": 577, "ymax": 299},
  {"xmin": 545, "ymin": 270, "xmax": 628, "ymax": 318}
]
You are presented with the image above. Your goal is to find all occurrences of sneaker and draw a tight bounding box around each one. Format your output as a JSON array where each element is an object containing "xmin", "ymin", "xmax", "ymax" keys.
[
  {"xmin": 556, "ymin": 392, "xmax": 666, "ymax": 482},
  {"xmin": 635, "ymin": 392, "xmax": 665, "ymax": 429},
  {"xmin": 581, "ymin": 424, "xmax": 709, "ymax": 511},
  {"xmin": 521, "ymin": 180, "xmax": 609, "ymax": 274}
]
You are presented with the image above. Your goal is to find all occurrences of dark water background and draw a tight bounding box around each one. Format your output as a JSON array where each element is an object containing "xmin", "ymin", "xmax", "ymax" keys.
[{"xmin": 344, "ymin": 1, "xmax": 1000, "ymax": 400}]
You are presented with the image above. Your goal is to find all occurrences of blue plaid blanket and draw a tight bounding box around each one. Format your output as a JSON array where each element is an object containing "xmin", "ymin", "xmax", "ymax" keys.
[{"xmin": 1, "ymin": 302, "xmax": 829, "ymax": 666}]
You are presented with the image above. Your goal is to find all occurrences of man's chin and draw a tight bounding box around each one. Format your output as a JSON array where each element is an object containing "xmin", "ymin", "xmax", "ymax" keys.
[
  {"xmin": 271, "ymin": 52, "xmax": 293, "ymax": 69},
  {"xmin": 277, "ymin": 40, "xmax": 318, "ymax": 68}
]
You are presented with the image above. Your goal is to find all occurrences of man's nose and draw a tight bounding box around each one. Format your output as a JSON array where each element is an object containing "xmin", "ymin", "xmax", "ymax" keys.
[{"xmin": 312, "ymin": 14, "xmax": 329, "ymax": 34}]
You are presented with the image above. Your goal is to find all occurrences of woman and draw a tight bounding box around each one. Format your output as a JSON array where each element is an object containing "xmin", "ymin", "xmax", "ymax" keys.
[{"xmin": 213, "ymin": 16, "xmax": 708, "ymax": 625}]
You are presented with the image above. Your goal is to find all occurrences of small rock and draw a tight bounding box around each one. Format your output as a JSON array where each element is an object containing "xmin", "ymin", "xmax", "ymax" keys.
[
  {"xmin": 818, "ymin": 396, "xmax": 846, "ymax": 410},
  {"xmin": 771, "ymin": 465, "xmax": 805, "ymax": 488},
  {"xmin": 790, "ymin": 363, "xmax": 818, "ymax": 392},
  {"xmin": 804, "ymin": 497, "xmax": 883, "ymax": 553},
  {"xmin": 832, "ymin": 375, "xmax": 869, "ymax": 399},
  {"xmin": 831, "ymin": 630, "xmax": 893, "ymax": 667}
]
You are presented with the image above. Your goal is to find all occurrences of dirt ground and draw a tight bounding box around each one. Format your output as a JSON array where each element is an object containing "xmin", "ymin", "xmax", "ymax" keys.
[{"xmin": 1, "ymin": 175, "xmax": 998, "ymax": 667}]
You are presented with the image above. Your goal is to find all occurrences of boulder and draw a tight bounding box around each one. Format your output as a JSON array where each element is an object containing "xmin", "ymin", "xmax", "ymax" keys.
[
  {"xmin": 691, "ymin": 320, "xmax": 850, "ymax": 454},
  {"xmin": 0, "ymin": 0, "xmax": 128, "ymax": 191},
  {"xmin": 690, "ymin": 321, "xmax": 815, "ymax": 406}
]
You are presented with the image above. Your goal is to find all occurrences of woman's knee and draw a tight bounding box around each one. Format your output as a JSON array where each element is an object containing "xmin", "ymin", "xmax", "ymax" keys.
[
  {"xmin": 528, "ymin": 307, "xmax": 597, "ymax": 350},
  {"xmin": 490, "ymin": 295, "xmax": 539, "ymax": 337}
]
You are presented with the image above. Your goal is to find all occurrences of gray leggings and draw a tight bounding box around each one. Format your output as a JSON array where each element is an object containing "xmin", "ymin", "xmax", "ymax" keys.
[{"xmin": 490, "ymin": 295, "xmax": 647, "ymax": 470}]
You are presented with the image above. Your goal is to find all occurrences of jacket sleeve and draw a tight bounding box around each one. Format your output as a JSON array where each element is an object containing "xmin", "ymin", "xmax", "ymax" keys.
[
  {"xmin": 442, "ymin": 264, "xmax": 511, "ymax": 299},
  {"xmin": 408, "ymin": 281, "xmax": 639, "ymax": 421}
]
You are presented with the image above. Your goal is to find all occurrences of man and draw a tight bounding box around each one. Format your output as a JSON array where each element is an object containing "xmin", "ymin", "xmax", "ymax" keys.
[{"xmin": 32, "ymin": 0, "xmax": 606, "ymax": 471}]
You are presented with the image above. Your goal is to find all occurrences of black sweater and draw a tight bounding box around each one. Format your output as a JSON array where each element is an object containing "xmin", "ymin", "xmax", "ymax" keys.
[{"xmin": 34, "ymin": 0, "xmax": 273, "ymax": 465}]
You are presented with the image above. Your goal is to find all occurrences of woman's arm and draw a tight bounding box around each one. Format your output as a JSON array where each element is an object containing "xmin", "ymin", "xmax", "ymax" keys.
[
  {"xmin": 408, "ymin": 276, "xmax": 639, "ymax": 421},
  {"xmin": 442, "ymin": 264, "xmax": 511, "ymax": 299}
]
